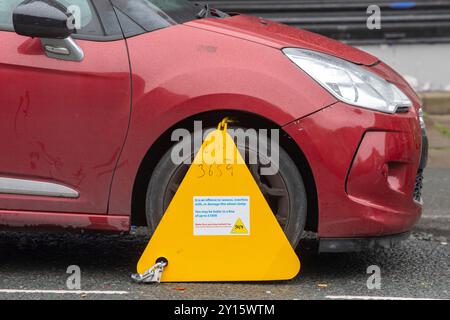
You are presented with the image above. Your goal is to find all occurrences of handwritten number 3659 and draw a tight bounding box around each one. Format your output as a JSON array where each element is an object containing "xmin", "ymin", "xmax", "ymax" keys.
[{"xmin": 198, "ymin": 164, "xmax": 233, "ymax": 178}]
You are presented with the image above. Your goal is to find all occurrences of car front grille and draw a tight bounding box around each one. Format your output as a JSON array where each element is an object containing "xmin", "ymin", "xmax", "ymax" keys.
[{"xmin": 413, "ymin": 169, "xmax": 424, "ymax": 204}]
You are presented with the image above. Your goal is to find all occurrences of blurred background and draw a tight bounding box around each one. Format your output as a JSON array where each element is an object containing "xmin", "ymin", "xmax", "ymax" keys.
[{"xmin": 194, "ymin": 0, "xmax": 450, "ymax": 168}]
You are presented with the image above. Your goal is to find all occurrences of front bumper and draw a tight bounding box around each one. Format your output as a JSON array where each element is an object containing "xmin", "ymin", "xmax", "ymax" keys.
[{"xmin": 284, "ymin": 102, "xmax": 424, "ymax": 239}]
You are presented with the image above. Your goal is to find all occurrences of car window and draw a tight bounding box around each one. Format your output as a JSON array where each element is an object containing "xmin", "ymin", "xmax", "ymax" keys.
[
  {"xmin": 111, "ymin": 0, "xmax": 200, "ymax": 34},
  {"xmin": 0, "ymin": 0, "xmax": 102, "ymax": 37},
  {"xmin": 58, "ymin": 0, "xmax": 93, "ymax": 29}
]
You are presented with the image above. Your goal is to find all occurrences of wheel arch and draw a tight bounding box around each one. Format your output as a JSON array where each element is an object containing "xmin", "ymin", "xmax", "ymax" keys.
[{"xmin": 130, "ymin": 110, "xmax": 318, "ymax": 233}]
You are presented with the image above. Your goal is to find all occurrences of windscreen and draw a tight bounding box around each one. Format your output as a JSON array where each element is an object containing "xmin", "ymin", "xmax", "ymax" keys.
[{"xmin": 111, "ymin": 0, "xmax": 200, "ymax": 33}]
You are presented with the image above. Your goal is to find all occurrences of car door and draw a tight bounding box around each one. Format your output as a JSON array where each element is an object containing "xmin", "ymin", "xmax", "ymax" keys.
[{"xmin": 0, "ymin": 0, "xmax": 131, "ymax": 214}]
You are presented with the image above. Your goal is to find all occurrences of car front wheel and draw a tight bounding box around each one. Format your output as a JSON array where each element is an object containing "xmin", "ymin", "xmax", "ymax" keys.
[{"xmin": 145, "ymin": 127, "xmax": 307, "ymax": 248}]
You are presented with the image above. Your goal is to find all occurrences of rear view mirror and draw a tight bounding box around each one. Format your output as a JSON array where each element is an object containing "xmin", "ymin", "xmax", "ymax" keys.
[{"xmin": 13, "ymin": 0, "xmax": 73, "ymax": 39}]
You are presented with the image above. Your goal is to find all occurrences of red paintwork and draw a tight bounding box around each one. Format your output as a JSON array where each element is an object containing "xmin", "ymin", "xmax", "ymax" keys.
[
  {"xmin": 0, "ymin": 32, "xmax": 131, "ymax": 214},
  {"xmin": 0, "ymin": 15, "xmax": 422, "ymax": 239},
  {"xmin": 185, "ymin": 15, "xmax": 379, "ymax": 65}
]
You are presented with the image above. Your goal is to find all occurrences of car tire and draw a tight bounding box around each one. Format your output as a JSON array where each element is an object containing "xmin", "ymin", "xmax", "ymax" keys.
[{"xmin": 145, "ymin": 127, "xmax": 307, "ymax": 248}]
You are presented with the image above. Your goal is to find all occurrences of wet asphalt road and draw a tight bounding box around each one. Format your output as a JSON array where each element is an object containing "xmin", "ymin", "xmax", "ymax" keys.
[{"xmin": 0, "ymin": 168, "xmax": 448, "ymax": 300}]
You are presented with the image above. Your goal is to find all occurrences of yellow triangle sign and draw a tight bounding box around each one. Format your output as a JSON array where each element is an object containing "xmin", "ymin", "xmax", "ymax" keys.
[
  {"xmin": 230, "ymin": 218, "xmax": 249, "ymax": 234},
  {"xmin": 136, "ymin": 126, "xmax": 300, "ymax": 282}
]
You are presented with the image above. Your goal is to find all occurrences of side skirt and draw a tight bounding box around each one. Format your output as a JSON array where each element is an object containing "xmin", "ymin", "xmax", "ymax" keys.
[{"xmin": 0, "ymin": 209, "xmax": 130, "ymax": 232}]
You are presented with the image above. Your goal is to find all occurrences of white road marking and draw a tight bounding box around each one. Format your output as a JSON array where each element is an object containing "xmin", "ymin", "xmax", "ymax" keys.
[
  {"xmin": 326, "ymin": 295, "xmax": 443, "ymax": 300},
  {"xmin": 422, "ymin": 214, "xmax": 450, "ymax": 219},
  {"xmin": 0, "ymin": 289, "xmax": 128, "ymax": 295},
  {"xmin": 422, "ymin": 215, "xmax": 450, "ymax": 219}
]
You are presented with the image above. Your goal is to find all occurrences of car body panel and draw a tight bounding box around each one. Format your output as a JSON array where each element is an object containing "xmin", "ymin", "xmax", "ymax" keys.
[
  {"xmin": 185, "ymin": 15, "xmax": 379, "ymax": 65},
  {"xmin": 0, "ymin": 32, "xmax": 131, "ymax": 214}
]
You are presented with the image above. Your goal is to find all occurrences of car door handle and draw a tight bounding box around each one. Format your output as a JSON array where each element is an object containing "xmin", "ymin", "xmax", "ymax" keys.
[
  {"xmin": 44, "ymin": 45, "xmax": 70, "ymax": 55},
  {"xmin": 41, "ymin": 38, "xmax": 84, "ymax": 62}
]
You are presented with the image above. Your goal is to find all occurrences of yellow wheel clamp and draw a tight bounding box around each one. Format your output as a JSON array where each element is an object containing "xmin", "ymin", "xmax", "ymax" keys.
[{"xmin": 132, "ymin": 118, "xmax": 300, "ymax": 282}]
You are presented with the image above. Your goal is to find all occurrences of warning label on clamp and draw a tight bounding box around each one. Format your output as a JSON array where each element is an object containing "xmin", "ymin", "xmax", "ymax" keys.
[{"xmin": 193, "ymin": 196, "xmax": 250, "ymax": 236}]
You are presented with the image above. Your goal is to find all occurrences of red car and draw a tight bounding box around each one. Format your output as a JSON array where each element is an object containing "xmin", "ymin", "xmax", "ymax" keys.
[{"xmin": 0, "ymin": 0, "xmax": 427, "ymax": 252}]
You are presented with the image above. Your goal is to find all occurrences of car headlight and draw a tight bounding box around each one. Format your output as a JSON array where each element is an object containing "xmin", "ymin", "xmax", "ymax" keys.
[{"xmin": 283, "ymin": 48, "xmax": 412, "ymax": 114}]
